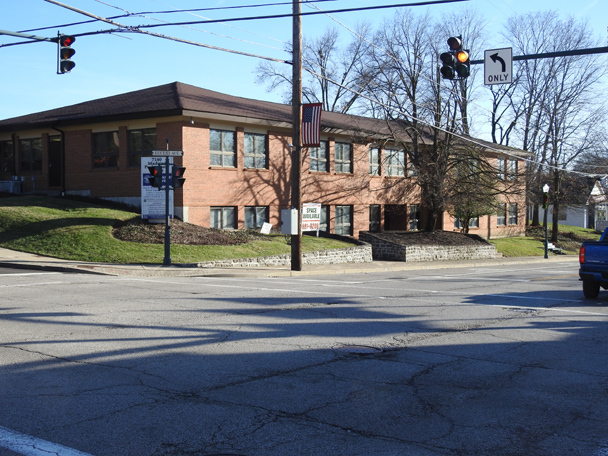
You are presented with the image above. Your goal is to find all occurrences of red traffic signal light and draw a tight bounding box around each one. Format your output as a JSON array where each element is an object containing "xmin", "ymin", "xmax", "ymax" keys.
[
  {"xmin": 147, "ymin": 166, "xmax": 164, "ymax": 189},
  {"xmin": 57, "ymin": 34, "xmax": 76, "ymax": 74},
  {"xmin": 171, "ymin": 166, "xmax": 186, "ymax": 188}
]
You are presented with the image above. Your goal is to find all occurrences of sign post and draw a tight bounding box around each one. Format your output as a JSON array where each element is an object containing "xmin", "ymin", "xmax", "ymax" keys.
[
  {"xmin": 147, "ymin": 149, "xmax": 184, "ymax": 266},
  {"xmin": 484, "ymin": 48, "xmax": 513, "ymax": 85}
]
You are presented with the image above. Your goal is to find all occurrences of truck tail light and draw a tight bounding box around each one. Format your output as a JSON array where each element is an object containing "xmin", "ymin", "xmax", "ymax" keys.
[{"xmin": 579, "ymin": 246, "xmax": 586, "ymax": 264}]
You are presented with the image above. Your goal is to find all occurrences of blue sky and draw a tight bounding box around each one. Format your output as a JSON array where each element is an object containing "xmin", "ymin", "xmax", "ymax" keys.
[{"xmin": 1, "ymin": 0, "xmax": 606, "ymax": 129}]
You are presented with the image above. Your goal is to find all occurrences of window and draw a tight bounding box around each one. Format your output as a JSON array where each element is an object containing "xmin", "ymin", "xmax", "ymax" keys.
[
  {"xmin": 210, "ymin": 129, "xmax": 236, "ymax": 167},
  {"xmin": 409, "ymin": 204, "xmax": 420, "ymax": 230},
  {"xmin": 335, "ymin": 142, "xmax": 352, "ymax": 173},
  {"xmin": 386, "ymin": 149, "xmax": 405, "ymax": 176},
  {"xmin": 244, "ymin": 133, "xmax": 267, "ymax": 169},
  {"xmin": 508, "ymin": 203, "xmax": 518, "ymax": 225},
  {"xmin": 245, "ymin": 206, "xmax": 268, "ymax": 229},
  {"xmin": 0, "ymin": 140, "xmax": 14, "ymax": 174},
  {"xmin": 454, "ymin": 217, "xmax": 479, "ymax": 229},
  {"xmin": 310, "ymin": 141, "xmax": 328, "ymax": 172},
  {"xmin": 369, "ymin": 205, "xmax": 381, "ymax": 231},
  {"xmin": 335, "ymin": 205, "xmax": 353, "ymax": 235},
  {"xmin": 92, "ymin": 131, "xmax": 119, "ymax": 168},
  {"xmin": 128, "ymin": 128, "xmax": 156, "ymax": 167},
  {"xmin": 497, "ymin": 158, "xmax": 506, "ymax": 180},
  {"xmin": 210, "ymin": 206, "xmax": 237, "ymax": 229},
  {"xmin": 497, "ymin": 203, "xmax": 507, "ymax": 226},
  {"xmin": 319, "ymin": 205, "xmax": 329, "ymax": 232},
  {"xmin": 19, "ymin": 138, "xmax": 42, "ymax": 172},
  {"xmin": 369, "ymin": 147, "xmax": 380, "ymax": 176},
  {"xmin": 508, "ymin": 159, "xmax": 518, "ymax": 180}
]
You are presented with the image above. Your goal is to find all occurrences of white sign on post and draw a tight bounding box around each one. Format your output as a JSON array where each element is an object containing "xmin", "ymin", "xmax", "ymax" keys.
[
  {"xmin": 141, "ymin": 157, "xmax": 174, "ymax": 220},
  {"xmin": 484, "ymin": 47, "xmax": 513, "ymax": 85},
  {"xmin": 302, "ymin": 203, "xmax": 322, "ymax": 232}
]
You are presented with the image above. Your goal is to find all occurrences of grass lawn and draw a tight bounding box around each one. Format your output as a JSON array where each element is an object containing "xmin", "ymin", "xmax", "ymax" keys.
[{"xmin": 0, "ymin": 195, "xmax": 354, "ymax": 264}]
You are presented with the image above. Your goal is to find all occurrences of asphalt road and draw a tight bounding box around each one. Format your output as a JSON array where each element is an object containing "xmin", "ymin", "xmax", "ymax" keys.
[{"xmin": 1, "ymin": 261, "xmax": 607, "ymax": 456}]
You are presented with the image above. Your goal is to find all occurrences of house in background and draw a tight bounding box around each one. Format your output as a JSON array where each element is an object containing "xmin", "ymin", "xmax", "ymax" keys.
[
  {"xmin": 587, "ymin": 179, "xmax": 608, "ymax": 231},
  {"xmin": 0, "ymin": 82, "xmax": 528, "ymax": 238}
]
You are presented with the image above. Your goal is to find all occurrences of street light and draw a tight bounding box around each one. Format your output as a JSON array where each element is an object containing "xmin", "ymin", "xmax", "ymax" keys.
[{"xmin": 543, "ymin": 183, "xmax": 550, "ymax": 259}]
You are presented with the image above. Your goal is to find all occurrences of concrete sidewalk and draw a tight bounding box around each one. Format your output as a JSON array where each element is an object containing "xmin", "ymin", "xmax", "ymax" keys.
[{"xmin": 0, "ymin": 247, "xmax": 579, "ymax": 278}]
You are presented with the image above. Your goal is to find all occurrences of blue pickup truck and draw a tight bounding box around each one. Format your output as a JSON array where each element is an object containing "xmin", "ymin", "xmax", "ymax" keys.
[{"xmin": 579, "ymin": 228, "xmax": 608, "ymax": 298}]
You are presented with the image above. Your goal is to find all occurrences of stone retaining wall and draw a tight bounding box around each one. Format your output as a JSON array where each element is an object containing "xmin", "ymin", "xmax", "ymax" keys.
[
  {"xmin": 188, "ymin": 242, "xmax": 373, "ymax": 268},
  {"xmin": 359, "ymin": 232, "xmax": 498, "ymax": 262}
]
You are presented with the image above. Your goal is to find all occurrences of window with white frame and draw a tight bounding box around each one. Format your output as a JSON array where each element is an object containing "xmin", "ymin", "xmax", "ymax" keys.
[
  {"xmin": 335, "ymin": 142, "xmax": 352, "ymax": 173},
  {"xmin": 386, "ymin": 149, "xmax": 405, "ymax": 176},
  {"xmin": 335, "ymin": 205, "xmax": 353, "ymax": 235},
  {"xmin": 245, "ymin": 206, "xmax": 268, "ymax": 229},
  {"xmin": 210, "ymin": 206, "xmax": 237, "ymax": 229},
  {"xmin": 244, "ymin": 133, "xmax": 267, "ymax": 169},
  {"xmin": 310, "ymin": 141, "xmax": 328, "ymax": 172},
  {"xmin": 508, "ymin": 203, "xmax": 518, "ymax": 225},
  {"xmin": 210, "ymin": 129, "xmax": 236, "ymax": 167},
  {"xmin": 369, "ymin": 147, "xmax": 380, "ymax": 176}
]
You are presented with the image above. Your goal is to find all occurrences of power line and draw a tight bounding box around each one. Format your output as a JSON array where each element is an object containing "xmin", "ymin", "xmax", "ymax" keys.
[
  {"xmin": 133, "ymin": 0, "xmax": 469, "ymax": 29},
  {"xmin": 18, "ymin": 1, "xmax": 338, "ymax": 34}
]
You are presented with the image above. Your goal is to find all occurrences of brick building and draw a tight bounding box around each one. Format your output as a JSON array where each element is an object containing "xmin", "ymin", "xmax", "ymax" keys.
[{"xmin": 0, "ymin": 82, "xmax": 528, "ymax": 238}]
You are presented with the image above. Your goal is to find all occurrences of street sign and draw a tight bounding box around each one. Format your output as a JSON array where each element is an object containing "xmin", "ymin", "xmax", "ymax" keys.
[
  {"xmin": 302, "ymin": 203, "xmax": 321, "ymax": 232},
  {"xmin": 152, "ymin": 150, "xmax": 183, "ymax": 157},
  {"xmin": 484, "ymin": 48, "xmax": 513, "ymax": 85}
]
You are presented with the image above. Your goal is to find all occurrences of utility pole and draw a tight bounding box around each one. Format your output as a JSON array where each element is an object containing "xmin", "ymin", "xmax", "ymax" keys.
[{"xmin": 291, "ymin": 0, "xmax": 303, "ymax": 271}]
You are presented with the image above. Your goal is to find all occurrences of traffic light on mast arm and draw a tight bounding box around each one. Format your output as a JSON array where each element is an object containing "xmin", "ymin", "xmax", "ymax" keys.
[
  {"xmin": 147, "ymin": 166, "xmax": 164, "ymax": 190},
  {"xmin": 57, "ymin": 34, "xmax": 76, "ymax": 74},
  {"xmin": 440, "ymin": 36, "xmax": 470, "ymax": 80},
  {"xmin": 171, "ymin": 165, "xmax": 186, "ymax": 188}
]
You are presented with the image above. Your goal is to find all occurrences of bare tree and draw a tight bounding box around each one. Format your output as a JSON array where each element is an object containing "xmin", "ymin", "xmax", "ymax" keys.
[
  {"xmin": 496, "ymin": 11, "xmax": 608, "ymax": 233},
  {"xmin": 254, "ymin": 24, "xmax": 372, "ymax": 114}
]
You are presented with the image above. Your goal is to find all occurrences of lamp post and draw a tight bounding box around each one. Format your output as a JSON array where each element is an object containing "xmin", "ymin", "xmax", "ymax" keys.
[{"xmin": 543, "ymin": 183, "xmax": 550, "ymax": 259}]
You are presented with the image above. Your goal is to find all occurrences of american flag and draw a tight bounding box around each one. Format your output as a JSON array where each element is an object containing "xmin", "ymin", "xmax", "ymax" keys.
[{"xmin": 301, "ymin": 103, "xmax": 322, "ymax": 147}]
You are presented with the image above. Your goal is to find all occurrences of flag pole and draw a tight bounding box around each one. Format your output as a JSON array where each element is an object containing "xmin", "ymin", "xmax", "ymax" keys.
[{"xmin": 291, "ymin": 0, "xmax": 303, "ymax": 271}]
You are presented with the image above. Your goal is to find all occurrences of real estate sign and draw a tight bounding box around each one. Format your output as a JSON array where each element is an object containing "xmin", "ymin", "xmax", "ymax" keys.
[
  {"xmin": 302, "ymin": 203, "xmax": 321, "ymax": 232},
  {"xmin": 141, "ymin": 157, "xmax": 174, "ymax": 220}
]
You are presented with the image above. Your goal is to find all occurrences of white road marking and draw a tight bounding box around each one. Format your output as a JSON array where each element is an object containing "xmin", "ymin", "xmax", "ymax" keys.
[{"xmin": 0, "ymin": 425, "xmax": 94, "ymax": 456}]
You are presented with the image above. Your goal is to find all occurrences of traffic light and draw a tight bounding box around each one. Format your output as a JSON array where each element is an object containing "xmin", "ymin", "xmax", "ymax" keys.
[
  {"xmin": 440, "ymin": 51, "xmax": 456, "ymax": 80},
  {"xmin": 147, "ymin": 166, "xmax": 164, "ymax": 189},
  {"xmin": 57, "ymin": 34, "xmax": 76, "ymax": 74},
  {"xmin": 171, "ymin": 166, "xmax": 186, "ymax": 188},
  {"xmin": 440, "ymin": 36, "xmax": 470, "ymax": 80},
  {"xmin": 542, "ymin": 192, "xmax": 549, "ymax": 209}
]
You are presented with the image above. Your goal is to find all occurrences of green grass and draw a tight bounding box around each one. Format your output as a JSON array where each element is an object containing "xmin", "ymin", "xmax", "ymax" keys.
[
  {"xmin": 0, "ymin": 196, "xmax": 353, "ymax": 264},
  {"xmin": 490, "ymin": 223, "xmax": 600, "ymax": 257}
]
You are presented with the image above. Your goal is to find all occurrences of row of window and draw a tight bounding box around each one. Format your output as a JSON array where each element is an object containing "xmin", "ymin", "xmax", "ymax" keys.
[
  {"xmin": 212, "ymin": 202, "xmax": 518, "ymax": 235},
  {"xmin": 211, "ymin": 205, "xmax": 354, "ymax": 235},
  {"xmin": 0, "ymin": 127, "xmax": 520, "ymax": 179}
]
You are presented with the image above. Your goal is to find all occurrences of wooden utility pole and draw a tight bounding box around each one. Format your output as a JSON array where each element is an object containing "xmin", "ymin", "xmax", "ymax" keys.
[{"xmin": 291, "ymin": 0, "xmax": 303, "ymax": 271}]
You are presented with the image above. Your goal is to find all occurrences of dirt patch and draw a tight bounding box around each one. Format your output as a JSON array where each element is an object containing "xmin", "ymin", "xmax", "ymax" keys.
[
  {"xmin": 367, "ymin": 230, "xmax": 490, "ymax": 246},
  {"xmin": 113, "ymin": 218, "xmax": 269, "ymax": 245}
]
